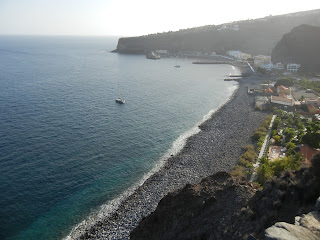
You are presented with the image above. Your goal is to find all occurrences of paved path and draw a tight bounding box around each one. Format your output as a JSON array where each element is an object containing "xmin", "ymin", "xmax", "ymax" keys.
[
  {"xmin": 247, "ymin": 62, "xmax": 255, "ymax": 73},
  {"xmin": 250, "ymin": 115, "xmax": 276, "ymax": 182}
]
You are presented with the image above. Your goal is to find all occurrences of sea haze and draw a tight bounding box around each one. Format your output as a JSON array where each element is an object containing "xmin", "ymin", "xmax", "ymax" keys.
[{"xmin": 0, "ymin": 36, "xmax": 239, "ymax": 240}]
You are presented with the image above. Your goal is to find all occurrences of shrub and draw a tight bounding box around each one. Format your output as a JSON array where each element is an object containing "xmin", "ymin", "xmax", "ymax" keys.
[
  {"xmin": 244, "ymin": 145, "xmax": 255, "ymax": 152},
  {"xmin": 256, "ymin": 154, "xmax": 303, "ymax": 186},
  {"xmin": 302, "ymin": 121, "xmax": 320, "ymax": 148},
  {"xmin": 274, "ymin": 77, "xmax": 295, "ymax": 88},
  {"xmin": 257, "ymin": 163, "xmax": 273, "ymax": 186},
  {"xmin": 257, "ymin": 126, "xmax": 268, "ymax": 133},
  {"xmin": 285, "ymin": 141, "xmax": 296, "ymax": 155},
  {"xmin": 238, "ymin": 157, "xmax": 250, "ymax": 167},
  {"xmin": 242, "ymin": 151, "xmax": 255, "ymax": 162},
  {"xmin": 273, "ymin": 117, "xmax": 281, "ymax": 130},
  {"xmin": 273, "ymin": 135, "xmax": 281, "ymax": 145},
  {"xmin": 230, "ymin": 165, "xmax": 245, "ymax": 178},
  {"xmin": 253, "ymin": 131, "xmax": 266, "ymax": 140},
  {"xmin": 270, "ymin": 130, "xmax": 277, "ymax": 138}
]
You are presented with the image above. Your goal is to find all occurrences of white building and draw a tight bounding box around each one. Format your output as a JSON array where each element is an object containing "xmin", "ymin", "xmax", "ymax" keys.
[
  {"xmin": 254, "ymin": 55, "xmax": 271, "ymax": 66},
  {"xmin": 260, "ymin": 63, "xmax": 274, "ymax": 71},
  {"xmin": 226, "ymin": 50, "xmax": 251, "ymax": 60},
  {"xmin": 274, "ymin": 62, "xmax": 284, "ymax": 70},
  {"xmin": 287, "ymin": 63, "xmax": 300, "ymax": 72}
]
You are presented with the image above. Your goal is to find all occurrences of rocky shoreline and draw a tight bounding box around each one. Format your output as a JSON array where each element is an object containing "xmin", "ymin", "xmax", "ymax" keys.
[{"xmin": 72, "ymin": 72, "xmax": 269, "ymax": 239}]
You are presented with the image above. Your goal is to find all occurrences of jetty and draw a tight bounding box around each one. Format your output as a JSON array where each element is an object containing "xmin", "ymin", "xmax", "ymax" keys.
[{"xmin": 192, "ymin": 61, "xmax": 234, "ymax": 65}]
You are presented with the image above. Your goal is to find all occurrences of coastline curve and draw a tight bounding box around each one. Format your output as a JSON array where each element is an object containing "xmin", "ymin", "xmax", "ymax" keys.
[{"xmin": 64, "ymin": 82, "xmax": 239, "ymax": 240}]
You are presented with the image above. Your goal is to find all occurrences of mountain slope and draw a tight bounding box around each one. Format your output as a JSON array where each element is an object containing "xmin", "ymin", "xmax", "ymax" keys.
[
  {"xmin": 131, "ymin": 165, "xmax": 320, "ymax": 240},
  {"xmin": 271, "ymin": 24, "xmax": 320, "ymax": 72},
  {"xmin": 115, "ymin": 9, "xmax": 320, "ymax": 55}
]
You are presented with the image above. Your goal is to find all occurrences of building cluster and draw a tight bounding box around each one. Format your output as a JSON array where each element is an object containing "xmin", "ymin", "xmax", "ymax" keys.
[
  {"xmin": 226, "ymin": 50, "xmax": 301, "ymax": 73},
  {"xmin": 217, "ymin": 24, "xmax": 239, "ymax": 31},
  {"xmin": 226, "ymin": 51, "xmax": 251, "ymax": 61},
  {"xmin": 251, "ymin": 81, "xmax": 320, "ymax": 121},
  {"xmin": 153, "ymin": 50, "xmax": 219, "ymax": 58},
  {"xmin": 268, "ymin": 130, "xmax": 320, "ymax": 163},
  {"xmin": 152, "ymin": 49, "xmax": 301, "ymax": 74}
]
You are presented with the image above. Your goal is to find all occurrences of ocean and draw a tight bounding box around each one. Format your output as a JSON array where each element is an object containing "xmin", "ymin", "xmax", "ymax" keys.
[{"xmin": 0, "ymin": 36, "xmax": 239, "ymax": 240}]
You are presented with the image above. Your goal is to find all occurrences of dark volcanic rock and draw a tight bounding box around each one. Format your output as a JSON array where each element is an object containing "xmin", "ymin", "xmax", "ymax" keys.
[
  {"xmin": 271, "ymin": 24, "xmax": 320, "ymax": 72},
  {"xmin": 131, "ymin": 165, "xmax": 320, "ymax": 240},
  {"xmin": 131, "ymin": 172, "xmax": 258, "ymax": 240}
]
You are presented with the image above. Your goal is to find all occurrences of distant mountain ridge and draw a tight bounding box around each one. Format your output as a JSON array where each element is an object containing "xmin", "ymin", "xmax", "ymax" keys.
[
  {"xmin": 114, "ymin": 9, "xmax": 320, "ymax": 55},
  {"xmin": 271, "ymin": 24, "xmax": 320, "ymax": 72}
]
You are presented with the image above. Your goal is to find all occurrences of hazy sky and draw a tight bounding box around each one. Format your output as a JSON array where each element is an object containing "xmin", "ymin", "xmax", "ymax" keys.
[{"xmin": 0, "ymin": 0, "xmax": 319, "ymax": 37}]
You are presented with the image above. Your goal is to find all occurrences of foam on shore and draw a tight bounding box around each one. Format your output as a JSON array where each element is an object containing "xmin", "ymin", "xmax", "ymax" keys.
[{"xmin": 64, "ymin": 82, "xmax": 239, "ymax": 240}]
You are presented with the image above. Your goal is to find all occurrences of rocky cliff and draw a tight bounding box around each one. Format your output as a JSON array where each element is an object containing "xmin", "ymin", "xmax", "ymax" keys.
[
  {"xmin": 131, "ymin": 156, "xmax": 320, "ymax": 240},
  {"xmin": 271, "ymin": 24, "xmax": 320, "ymax": 72},
  {"xmin": 115, "ymin": 9, "xmax": 320, "ymax": 55}
]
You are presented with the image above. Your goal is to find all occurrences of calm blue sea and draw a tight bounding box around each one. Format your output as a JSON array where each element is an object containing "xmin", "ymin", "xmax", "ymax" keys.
[{"xmin": 0, "ymin": 36, "xmax": 239, "ymax": 240}]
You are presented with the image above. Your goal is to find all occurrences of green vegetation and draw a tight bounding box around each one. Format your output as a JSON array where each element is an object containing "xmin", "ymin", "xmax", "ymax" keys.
[
  {"xmin": 257, "ymin": 67, "xmax": 268, "ymax": 75},
  {"xmin": 271, "ymin": 109, "xmax": 306, "ymax": 144},
  {"xmin": 298, "ymin": 78, "xmax": 320, "ymax": 93},
  {"xmin": 273, "ymin": 135, "xmax": 281, "ymax": 144},
  {"xmin": 230, "ymin": 115, "xmax": 272, "ymax": 178},
  {"xmin": 231, "ymin": 108, "xmax": 320, "ymax": 186},
  {"xmin": 252, "ymin": 115, "xmax": 273, "ymax": 150},
  {"xmin": 256, "ymin": 109, "xmax": 320, "ymax": 186},
  {"xmin": 230, "ymin": 144, "xmax": 257, "ymax": 178},
  {"xmin": 283, "ymin": 128, "xmax": 296, "ymax": 143},
  {"xmin": 302, "ymin": 121, "xmax": 320, "ymax": 148},
  {"xmin": 230, "ymin": 165, "xmax": 246, "ymax": 178},
  {"xmin": 256, "ymin": 154, "xmax": 303, "ymax": 185},
  {"xmin": 274, "ymin": 77, "xmax": 295, "ymax": 88}
]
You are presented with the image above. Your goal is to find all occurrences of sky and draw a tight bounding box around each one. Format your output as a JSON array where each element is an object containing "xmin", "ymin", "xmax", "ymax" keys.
[{"xmin": 0, "ymin": 0, "xmax": 320, "ymax": 37}]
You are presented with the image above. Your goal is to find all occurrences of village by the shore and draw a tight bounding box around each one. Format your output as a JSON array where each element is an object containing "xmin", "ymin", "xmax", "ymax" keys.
[{"xmin": 71, "ymin": 48, "xmax": 320, "ymax": 239}]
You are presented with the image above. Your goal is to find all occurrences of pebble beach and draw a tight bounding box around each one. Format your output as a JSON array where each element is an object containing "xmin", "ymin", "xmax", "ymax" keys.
[{"xmin": 68, "ymin": 71, "xmax": 269, "ymax": 240}]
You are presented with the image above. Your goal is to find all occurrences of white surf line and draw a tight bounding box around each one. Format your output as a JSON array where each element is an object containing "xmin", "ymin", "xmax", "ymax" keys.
[{"xmin": 64, "ymin": 84, "xmax": 240, "ymax": 240}]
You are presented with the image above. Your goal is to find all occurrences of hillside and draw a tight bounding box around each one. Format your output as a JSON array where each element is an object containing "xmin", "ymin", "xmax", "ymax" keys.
[
  {"xmin": 271, "ymin": 24, "xmax": 320, "ymax": 72},
  {"xmin": 131, "ymin": 159, "xmax": 320, "ymax": 240},
  {"xmin": 114, "ymin": 9, "xmax": 320, "ymax": 55}
]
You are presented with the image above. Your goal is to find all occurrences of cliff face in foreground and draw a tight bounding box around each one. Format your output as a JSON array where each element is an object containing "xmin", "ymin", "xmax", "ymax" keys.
[
  {"xmin": 131, "ymin": 164, "xmax": 320, "ymax": 240},
  {"xmin": 115, "ymin": 9, "xmax": 320, "ymax": 55},
  {"xmin": 271, "ymin": 24, "xmax": 320, "ymax": 72}
]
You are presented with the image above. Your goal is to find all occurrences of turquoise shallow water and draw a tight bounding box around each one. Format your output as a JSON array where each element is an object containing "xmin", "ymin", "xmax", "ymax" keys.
[{"xmin": 0, "ymin": 36, "xmax": 239, "ymax": 240}]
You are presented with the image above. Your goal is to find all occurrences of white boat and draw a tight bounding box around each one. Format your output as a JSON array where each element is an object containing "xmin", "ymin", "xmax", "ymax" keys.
[
  {"xmin": 174, "ymin": 57, "xmax": 181, "ymax": 68},
  {"xmin": 115, "ymin": 77, "xmax": 125, "ymax": 104},
  {"xmin": 115, "ymin": 98, "xmax": 125, "ymax": 104}
]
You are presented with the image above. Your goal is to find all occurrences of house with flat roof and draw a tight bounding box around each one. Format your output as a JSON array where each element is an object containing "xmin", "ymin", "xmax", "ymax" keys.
[
  {"xmin": 271, "ymin": 95, "xmax": 295, "ymax": 106},
  {"xmin": 287, "ymin": 63, "xmax": 300, "ymax": 72},
  {"xmin": 274, "ymin": 62, "xmax": 284, "ymax": 70},
  {"xmin": 226, "ymin": 50, "xmax": 251, "ymax": 60},
  {"xmin": 254, "ymin": 55, "xmax": 271, "ymax": 67},
  {"xmin": 305, "ymin": 97, "xmax": 320, "ymax": 106}
]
